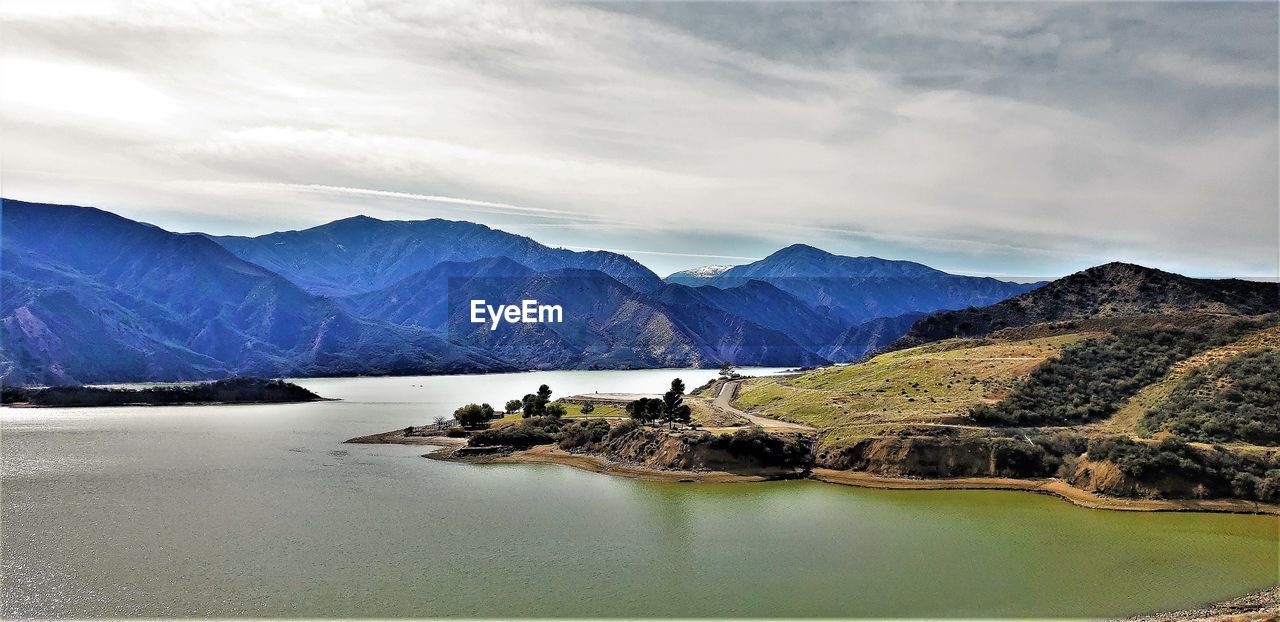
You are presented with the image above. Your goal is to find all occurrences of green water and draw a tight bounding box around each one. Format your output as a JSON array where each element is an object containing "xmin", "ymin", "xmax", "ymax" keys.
[{"xmin": 2, "ymin": 370, "xmax": 1276, "ymax": 618}]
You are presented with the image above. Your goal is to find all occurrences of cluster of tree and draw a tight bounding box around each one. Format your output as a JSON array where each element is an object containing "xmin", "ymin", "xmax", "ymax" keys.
[
  {"xmin": 453, "ymin": 403, "xmax": 499, "ymax": 429},
  {"xmin": 509, "ymin": 384, "xmax": 566, "ymax": 419},
  {"xmin": 971, "ymin": 319, "xmax": 1269, "ymax": 426},
  {"xmin": 626, "ymin": 379, "xmax": 691, "ymax": 428},
  {"xmin": 2, "ymin": 377, "xmax": 321, "ymax": 407},
  {"xmin": 1143, "ymin": 350, "xmax": 1280, "ymax": 446}
]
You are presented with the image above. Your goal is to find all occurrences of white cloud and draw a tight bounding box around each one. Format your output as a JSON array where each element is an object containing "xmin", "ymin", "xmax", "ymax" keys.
[{"xmin": 0, "ymin": 0, "xmax": 1275, "ymax": 278}]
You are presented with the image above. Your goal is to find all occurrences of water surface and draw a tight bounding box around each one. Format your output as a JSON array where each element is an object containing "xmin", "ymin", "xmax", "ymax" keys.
[{"xmin": 3, "ymin": 369, "xmax": 1276, "ymax": 618}]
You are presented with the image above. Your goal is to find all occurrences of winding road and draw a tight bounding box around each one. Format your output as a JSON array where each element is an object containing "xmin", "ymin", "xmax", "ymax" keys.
[{"xmin": 713, "ymin": 380, "xmax": 815, "ymax": 431}]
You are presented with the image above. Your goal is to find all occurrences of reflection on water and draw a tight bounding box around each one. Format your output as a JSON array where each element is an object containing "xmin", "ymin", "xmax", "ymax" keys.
[{"xmin": 2, "ymin": 369, "xmax": 1276, "ymax": 619}]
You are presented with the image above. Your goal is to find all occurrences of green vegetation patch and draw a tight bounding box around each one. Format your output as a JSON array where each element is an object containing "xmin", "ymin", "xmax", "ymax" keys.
[
  {"xmin": 972, "ymin": 317, "xmax": 1272, "ymax": 426},
  {"xmin": 1143, "ymin": 349, "xmax": 1280, "ymax": 446},
  {"xmin": 1087, "ymin": 436, "xmax": 1280, "ymax": 502}
]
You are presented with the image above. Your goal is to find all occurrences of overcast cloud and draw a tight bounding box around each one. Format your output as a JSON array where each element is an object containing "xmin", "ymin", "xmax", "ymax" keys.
[{"xmin": 1, "ymin": 0, "xmax": 1276, "ymax": 279}]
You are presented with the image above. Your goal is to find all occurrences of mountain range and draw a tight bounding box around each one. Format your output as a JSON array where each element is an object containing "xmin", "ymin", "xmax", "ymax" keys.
[
  {"xmin": 679, "ymin": 244, "xmax": 1039, "ymax": 326},
  {"xmin": 10, "ymin": 198, "xmax": 1263, "ymax": 386}
]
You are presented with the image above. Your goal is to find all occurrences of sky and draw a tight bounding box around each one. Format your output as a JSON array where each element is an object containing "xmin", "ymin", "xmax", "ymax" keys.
[{"xmin": 1, "ymin": 0, "xmax": 1277, "ymax": 281}]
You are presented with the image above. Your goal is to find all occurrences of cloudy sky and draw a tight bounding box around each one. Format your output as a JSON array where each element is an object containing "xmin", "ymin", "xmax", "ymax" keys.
[{"xmin": 1, "ymin": 0, "xmax": 1276, "ymax": 280}]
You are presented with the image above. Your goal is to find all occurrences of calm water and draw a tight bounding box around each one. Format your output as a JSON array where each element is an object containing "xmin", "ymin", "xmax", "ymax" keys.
[{"xmin": 2, "ymin": 369, "xmax": 1276, "ymax": 619}]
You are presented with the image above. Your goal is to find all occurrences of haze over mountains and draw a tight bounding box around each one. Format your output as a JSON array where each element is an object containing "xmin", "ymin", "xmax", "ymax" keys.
[{"xmin": 6, "ymin": 198, "xmax": 1268, "ymax": 386}]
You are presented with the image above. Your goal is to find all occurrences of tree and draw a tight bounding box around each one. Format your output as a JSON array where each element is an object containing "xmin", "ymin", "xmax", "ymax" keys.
[
  {"xmin": 546, "ymin": 404, "xmax": 566, "ymax": 419},
  {"xmin": 454, "ymin": 403, "xmax": 490, "ymax": 429},
  {"xmin": 480, "ymin": 403, "xmax": 496, "ymax": 419},
  {"xmin": 580, "ymin": 402, "xmax": 595, "ymax": 414},
  {"xmin": 627, "ymin": 397, "xmax": 662, "ymax": 425},
  {"xmin": 505, "ymin": 399, "xmax": 522, "ymax": 414},
  {"xmin": 719, "ymin": 361, "xmax": 735, "ymax": 379},
  {"xmin": 661, "ymin": 378, "xmax": 692, "ymax": 429},
  {"xmin": 522, "ymin": 384, "xmax": 554, "ymax": 418}
]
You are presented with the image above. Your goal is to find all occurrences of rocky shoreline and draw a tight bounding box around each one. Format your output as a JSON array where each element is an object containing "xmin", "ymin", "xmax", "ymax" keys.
[{"xmin": 1122, "ymin": 586, "xmax": 1280, "ymax": 621}]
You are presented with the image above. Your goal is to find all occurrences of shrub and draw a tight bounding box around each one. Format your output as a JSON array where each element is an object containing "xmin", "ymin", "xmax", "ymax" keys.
[
  {"xmin": 972, "ymin": 319, "xmax": 1270, "ymax": 426},
  {"xmin": 705, "ymin": 427, "xmax": 811, "ymax": 468},
  {"xmin": 1084, "ymin": 436, "xmax": 1277, "ymax": 501},
  {"xmin": 557, "ymin": 419, "xmax": 611, "ymax": 450},
  {"xmin": 1143, "ymin": 350, "xmax": 1280, "ymax": 446},
  {"xmin": 468, "ymin": 416, "xmax": 560, "ymax": 448},
  {"xmin": 991, "ymin": 439, "xmax": 1056, "ymax": 477}
]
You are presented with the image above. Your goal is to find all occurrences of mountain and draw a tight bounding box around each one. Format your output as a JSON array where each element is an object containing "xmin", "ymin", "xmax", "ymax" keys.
[
  {"xmin": 664, "ymin": 265, "xmax": 731, "ymax": 286},
  {"xmin": 706, "ymin": 244, "xmax": 1041, "ymax": 325},
  {"xmin": 0, "ymin": 200, "xmax": 510, "ymax": 384},
  {"xmin": 893, "ymin": 262, "xmax": 1280, "ymax": 348},
  {"xmin": 654, "ymin": 280, "xmax": 844, "ymax": 349},
  {"xmin": 211, "ymin": 216, "xmax": 663, "ymax": 296},
  {"xmin": 344, "ymin": 258, "xmax": 828, "ymax": 369},
  {"xmin": 820, "ymin": 311, "xmax": 928, "ymax": 362}
]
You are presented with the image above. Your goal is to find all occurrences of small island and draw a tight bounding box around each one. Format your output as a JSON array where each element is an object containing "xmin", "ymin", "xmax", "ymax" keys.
[{"xmin": 2, "ymin": 377, "xmax": 327, "ymax": 407}]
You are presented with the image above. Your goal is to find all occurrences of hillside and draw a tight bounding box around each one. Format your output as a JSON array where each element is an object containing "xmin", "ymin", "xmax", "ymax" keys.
[
  {"xmin": 211, "ymin": 215, "xmax": 664, "ymax": 296},
  {"xmin": 895, "ymin": 262, "xmax": 1278, "ymax": 348},
  {"xmin": 729, "ymin": 308, "xmax": 1280, "ymax": 504}
]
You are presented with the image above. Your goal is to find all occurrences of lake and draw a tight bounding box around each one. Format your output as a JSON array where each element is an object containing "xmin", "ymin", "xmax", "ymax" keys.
[{"xmin": 2, "ymin": 369, "xmax": 1276, "ymax": 618}]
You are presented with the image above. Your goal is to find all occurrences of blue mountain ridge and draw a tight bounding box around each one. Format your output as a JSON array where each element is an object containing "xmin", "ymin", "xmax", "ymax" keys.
[
  {"xmin": 1, "ymin": 199, "xmax": 1041, "ymax": 384},
  {"xmin": 211, "ymin": 215, "xmax": 664, "ymax": 296}
]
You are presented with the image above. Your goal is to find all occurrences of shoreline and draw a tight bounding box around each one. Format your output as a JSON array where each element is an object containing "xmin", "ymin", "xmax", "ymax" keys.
[
  {"xmin": 2, "ymin": 397, "xmax": 337, "ymax": 408},
  {"xmin": 345, "ymin": 430, "xmax": 1280, "ymax": 515},
  {"xmin": 1123, "ymin": 585, "xmax": 1280, "ymax": 621}
]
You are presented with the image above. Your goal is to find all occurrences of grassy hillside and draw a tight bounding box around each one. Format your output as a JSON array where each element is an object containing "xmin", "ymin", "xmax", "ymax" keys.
[
  {"xmin": 1098, "ymin": 324, "xmax": 1280, "ymax": 438},
  {"xmin": 730, "ymin": 313, "xmax": 1280, "ymax": 504},
  {"xmin": 734, "ymin": 333, "xmax": 1091, "ymax": 446}
]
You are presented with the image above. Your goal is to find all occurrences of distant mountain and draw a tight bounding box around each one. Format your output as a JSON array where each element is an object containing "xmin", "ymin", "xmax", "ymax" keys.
[
  {"xmin": 893, "ymin": 262, "xmax": 1280, "ymax": 348},
  {"xmin": 211, "ymin": 216, "xmax": 663, "ymax": 296},
  {"xmin": 654, "ymin": 280, "xmax": 844, "ymax": 349},
  {"xmin": 345, "ymin": 258, "xmax": 828, "ymax": 369},
  {"xmin": 0, "ymin": 200, "xmax": 511, "ymax": 384},
  {"xmin": 706, "ymin": 244, "xmax": 1040, "ymax": 325},
  {"xmin": 821, "ymin": 311, "xmax": 929, "ymax": 362},
  {"xmin": 664, "ymin": 265, "xmax": 731, "ymax": 286}
]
